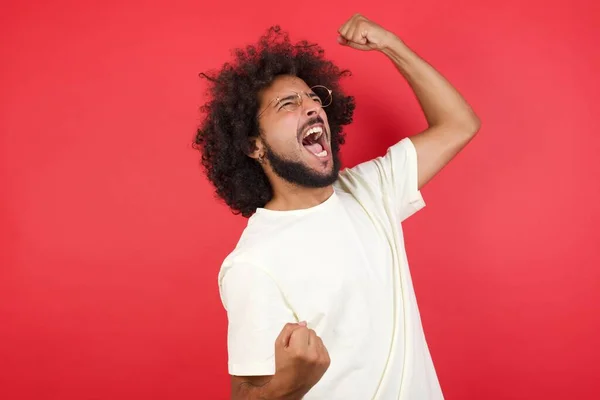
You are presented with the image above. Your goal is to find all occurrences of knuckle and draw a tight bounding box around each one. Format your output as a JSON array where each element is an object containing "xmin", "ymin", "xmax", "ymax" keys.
[
  {"xmin": 307, "ymin": 352, "xmax": 319, "ymax": 363},
  {"xmin": 290, "ymin": 326, "xmax": 305, "ymax": 336},
  {"xmin": 292, "ymin": 348, "xmax": 304, "ymax": 359},
  {"xmin": 292, "ymin": 348, "xmax": 315, "ymax": 362}
]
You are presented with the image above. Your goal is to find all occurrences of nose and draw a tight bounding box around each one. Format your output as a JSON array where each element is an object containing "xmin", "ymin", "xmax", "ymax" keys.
[
  {"xmin": 303, "ymin": 95, "xmax": 322, "ymax": 117},
  {"xmin": 305, "ymin": 107, "xmax": 319, "ymax": 117}
]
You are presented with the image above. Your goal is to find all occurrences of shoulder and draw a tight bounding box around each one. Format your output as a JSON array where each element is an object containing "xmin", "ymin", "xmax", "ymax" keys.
[
  {"xmin": 218, "ymin": 214, "xmax": 269, "ymax": 268},
  {"xmin": 216, "ymin": 214, "xmax": 281, "ymax": 289}
]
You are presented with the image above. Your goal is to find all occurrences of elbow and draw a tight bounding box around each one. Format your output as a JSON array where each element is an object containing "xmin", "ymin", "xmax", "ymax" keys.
[
  {"xmin": 468, "ymin": 114, "xmax": 482, "ymax": 136},
  {"xmin": 456, "ymin": 112, "xmax": 481, "ymax": 139}
]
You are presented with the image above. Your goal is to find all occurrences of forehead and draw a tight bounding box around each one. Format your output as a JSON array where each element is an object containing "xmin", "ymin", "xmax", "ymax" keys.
[{"xmin": 260, "ymin": 75, "xmax": 311, "ymax": 101}]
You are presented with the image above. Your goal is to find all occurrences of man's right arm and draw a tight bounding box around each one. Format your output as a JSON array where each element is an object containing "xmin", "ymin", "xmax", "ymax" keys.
[
  {"xmin": 230, "ymin": 375, "xmax": 301, "ymax": 400},
  {"xmin": 231, "ymin": 375, "xmax": 274, "ymax": 400},
  {"xmin": 229, "ymin": 323, "xmax": 330, "ymax": 400}
]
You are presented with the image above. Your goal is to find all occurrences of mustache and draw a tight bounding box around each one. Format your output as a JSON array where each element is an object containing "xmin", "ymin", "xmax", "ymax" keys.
[{"xmin": 297, "ymin": 116, "xmax": 326, "ymax": 139}]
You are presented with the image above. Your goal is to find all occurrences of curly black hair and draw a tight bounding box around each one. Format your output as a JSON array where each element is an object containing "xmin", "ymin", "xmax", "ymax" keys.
[{"xmin": 194, "ymin": 26, "xmax": 356, "ymax": 218}]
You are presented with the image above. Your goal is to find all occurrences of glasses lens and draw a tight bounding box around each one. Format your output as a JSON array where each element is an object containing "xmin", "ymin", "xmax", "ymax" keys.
[
  {"xmin": 280, "ymin": 93, "xmax": 302, "ymax": 112},
  {"xmin": 311, "ymin": 86, "xmax": 332, "ymax": 108}
]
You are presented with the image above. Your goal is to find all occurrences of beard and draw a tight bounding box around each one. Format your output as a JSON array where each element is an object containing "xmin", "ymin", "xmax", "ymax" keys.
[{"xmin": 263, "ymin": 140, "xmax": 341, "ymax": 188}]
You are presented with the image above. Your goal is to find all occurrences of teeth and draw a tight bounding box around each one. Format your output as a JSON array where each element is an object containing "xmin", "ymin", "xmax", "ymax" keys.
[
  {"xmin": 315, "ymin": 150, "xmax": 328, "ymax": 157},
  {"xmin": 303, "ymin": 126, "xmax": 323, "ymax": 139}
]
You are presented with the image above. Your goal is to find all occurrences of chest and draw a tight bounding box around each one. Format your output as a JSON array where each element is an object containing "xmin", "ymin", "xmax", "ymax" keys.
[{"xmin": 263, "ymin": 203, "xmax": 394, "ymax": 337}]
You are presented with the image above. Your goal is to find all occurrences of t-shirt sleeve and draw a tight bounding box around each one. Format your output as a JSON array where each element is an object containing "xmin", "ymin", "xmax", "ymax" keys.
[
  {"xmin": 219, "ymin": 263, "xmax": 296, "ymax": 377},
  {"xmin": 341, "ymin": 137, "xmax": 425, "ymax": 222}
]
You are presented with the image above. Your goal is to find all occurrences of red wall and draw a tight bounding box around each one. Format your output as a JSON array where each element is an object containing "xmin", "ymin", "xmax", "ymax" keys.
[{"xmin": 1, "ymin": 1, "xmax": 599, "ymax": 399}]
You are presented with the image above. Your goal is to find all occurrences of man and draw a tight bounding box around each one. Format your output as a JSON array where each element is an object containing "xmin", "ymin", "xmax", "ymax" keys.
[{"xmin": 195, "ymin": 13, "xmax": 480, "ymax": 400}]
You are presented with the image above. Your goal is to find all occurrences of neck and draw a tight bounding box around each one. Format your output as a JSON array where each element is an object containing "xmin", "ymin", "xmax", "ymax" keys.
[{"xmin": 265, "ymin": 182, "xmax": 334, "ymax": 211}]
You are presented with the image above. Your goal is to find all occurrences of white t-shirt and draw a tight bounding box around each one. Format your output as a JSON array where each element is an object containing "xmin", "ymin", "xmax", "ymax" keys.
[{"xmin": 218, "ymin": 137, "xmax": 444, "ymax": 399}]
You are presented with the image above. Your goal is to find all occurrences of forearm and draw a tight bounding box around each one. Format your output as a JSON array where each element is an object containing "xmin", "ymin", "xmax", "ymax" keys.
[
  {"xmin": 233, "ymin": 377, "xmax": 307, "ymax": 400},
  {"xmin": 381, "ymin": 35, "xmax": 480, "ymax": 131}
]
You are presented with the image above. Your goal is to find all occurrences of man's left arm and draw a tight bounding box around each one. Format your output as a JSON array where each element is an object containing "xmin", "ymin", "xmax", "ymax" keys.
[{"xmin": 338, "ymin": 14, "xmax": 481, "ymax": 190}]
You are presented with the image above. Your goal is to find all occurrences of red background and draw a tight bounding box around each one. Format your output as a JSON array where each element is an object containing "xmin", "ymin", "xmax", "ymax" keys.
[{"xmin": 1, "ymin": 0, "xmax": 599, "ymax": 399}]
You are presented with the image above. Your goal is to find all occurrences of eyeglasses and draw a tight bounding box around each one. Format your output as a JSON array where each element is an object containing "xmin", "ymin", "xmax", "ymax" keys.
[{"xmin": 257, "ymin": 85, "xmax": 333, "ymax": 118}]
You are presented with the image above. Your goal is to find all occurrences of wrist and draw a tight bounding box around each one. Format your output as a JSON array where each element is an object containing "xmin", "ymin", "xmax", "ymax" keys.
[
  {"xmin": 260, "ymin": 375, "xmax": 307, "ymax": 400},
  {"xmin": 379, "ymin": 32, "xmax": 405, "ymax": 53}
]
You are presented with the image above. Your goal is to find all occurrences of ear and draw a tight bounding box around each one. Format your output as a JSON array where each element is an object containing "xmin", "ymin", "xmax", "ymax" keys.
[{"xmin": 247, "ymin": 136, "xmax": 264, "ymax": 161}]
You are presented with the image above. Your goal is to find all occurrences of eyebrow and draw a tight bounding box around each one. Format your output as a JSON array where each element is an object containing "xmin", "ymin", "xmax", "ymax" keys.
[{"xmin": 274, "ymin": 94, "xmax": 299, "ymax": 107}]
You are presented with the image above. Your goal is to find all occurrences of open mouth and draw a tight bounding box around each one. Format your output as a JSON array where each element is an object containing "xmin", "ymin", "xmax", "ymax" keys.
[{"xmin": 301, "ymin": 125, "xmax": 328, "ymax": 158}]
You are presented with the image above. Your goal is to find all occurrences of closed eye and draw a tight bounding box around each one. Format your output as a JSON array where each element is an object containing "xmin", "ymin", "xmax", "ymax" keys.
[
  {"xmin": 277, "ymin": 94, "xmax": 299, "ymax": 110},
  {"xmin": 309, "ymin": 94, "xmax": 322, "ymax": 104},
  {"xmin": 279, "ymin": 101, "xmax": 295, "ymax": 109}
]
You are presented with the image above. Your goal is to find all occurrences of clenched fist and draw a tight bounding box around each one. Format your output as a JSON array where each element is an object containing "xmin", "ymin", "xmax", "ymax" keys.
[
  {"xmin": 269, "ymin": 322, "xmax": 331, "ymax": 398},
  {"xmin": 337, "ymin": 13, "xmax": 398, "ymax": 51}
]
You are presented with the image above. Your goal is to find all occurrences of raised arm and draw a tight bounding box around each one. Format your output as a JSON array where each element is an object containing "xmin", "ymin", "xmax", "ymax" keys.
[
  {"xmin": 338, "ymin": 13, "xmax": 481, "ymax": 190},
  {"xmin": 381, "ymin": 37, "xmax": 480, "ymax": 189}
]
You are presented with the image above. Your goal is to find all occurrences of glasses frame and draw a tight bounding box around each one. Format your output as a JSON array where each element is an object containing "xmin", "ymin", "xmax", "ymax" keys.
[{"xmin": 257, "ymin": 85, "xmax": 333, "ymax": 118}]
